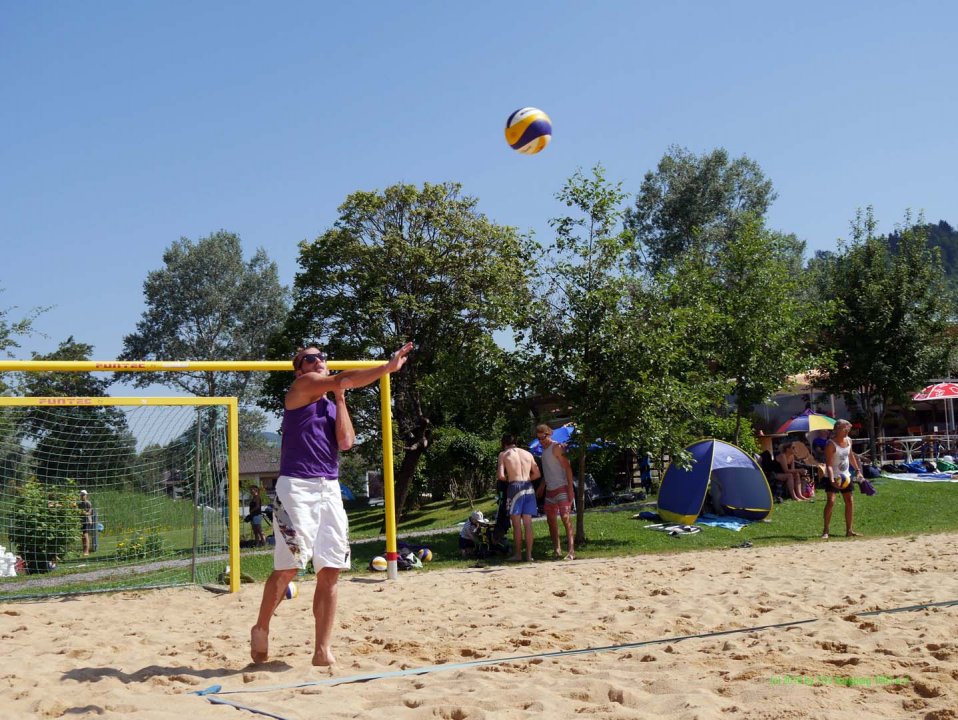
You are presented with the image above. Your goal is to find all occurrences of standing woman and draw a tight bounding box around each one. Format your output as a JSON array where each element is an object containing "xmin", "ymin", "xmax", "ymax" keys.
[
  {"xmin": 249, "ymin": 486, "xmax": 266, "ymax": 546},
  {"xmin": 822, "ymin": 419, "xmax": 862, "ymax": 539}
]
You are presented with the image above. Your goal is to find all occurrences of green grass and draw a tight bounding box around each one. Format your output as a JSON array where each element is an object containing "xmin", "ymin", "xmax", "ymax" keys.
[
  {"xmin": 249, "ymin": 478, "xmax": 958, "ymax": 583},
  {"xmin": 346, "ymin": 495, "xmax": 499, "ymax": 540},
  {"xmin": 6, "ymin": 478, "xmax": 957, "ymax": 598}
]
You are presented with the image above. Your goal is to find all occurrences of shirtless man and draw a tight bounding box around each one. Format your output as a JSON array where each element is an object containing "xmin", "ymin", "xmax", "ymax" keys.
[{"xmin": 497, "ymin": 434, "xmax": 541, "ymax": 562}]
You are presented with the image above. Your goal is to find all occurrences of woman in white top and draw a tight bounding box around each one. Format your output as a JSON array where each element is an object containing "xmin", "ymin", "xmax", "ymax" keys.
[{"xmin": 822, "ymin": 419, "xmax": 862, "ymax": 539}]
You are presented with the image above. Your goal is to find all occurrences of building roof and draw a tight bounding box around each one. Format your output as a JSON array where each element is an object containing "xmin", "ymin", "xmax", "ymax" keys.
[{"xmin": 239, "ymin": 449, "xmax": 281, "ymax": 475}]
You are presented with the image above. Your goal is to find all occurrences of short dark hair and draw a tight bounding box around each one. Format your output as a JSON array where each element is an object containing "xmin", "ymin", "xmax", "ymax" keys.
[{"xmin": 501, "ymin": 433, "xmax": 515, "ymax": 449}]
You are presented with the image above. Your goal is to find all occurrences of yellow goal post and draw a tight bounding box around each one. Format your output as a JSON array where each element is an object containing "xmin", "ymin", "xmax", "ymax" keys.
[{"xmin": 0, "ymin": 359, "xmax": 401, "ymax": 589}]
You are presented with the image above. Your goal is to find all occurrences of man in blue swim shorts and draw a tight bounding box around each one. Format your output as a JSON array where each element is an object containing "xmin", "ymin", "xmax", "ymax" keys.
[{"xmin": 497, "ymin": 433, "xmax": 541, "ymax": 562}]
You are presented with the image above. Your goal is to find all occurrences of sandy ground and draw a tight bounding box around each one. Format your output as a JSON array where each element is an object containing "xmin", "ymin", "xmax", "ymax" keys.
[{"xmin": 2, "ymin": 532, "xmax": 957, "ymax": 720}]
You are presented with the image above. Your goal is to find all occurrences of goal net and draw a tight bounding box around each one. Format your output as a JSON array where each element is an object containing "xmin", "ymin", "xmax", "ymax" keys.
[{"xmin": 0, "ymin": 397, "xmax": 238, "ymax": 600}]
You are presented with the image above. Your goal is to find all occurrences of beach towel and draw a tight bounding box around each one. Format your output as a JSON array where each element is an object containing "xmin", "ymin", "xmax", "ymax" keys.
[
  {"xmin": 695, "ymin": 513, "xmax": 752, "ymax": 532},
  {"xmin": 881, "ymin": 472, "xmax": 958, "ymax": 483}
]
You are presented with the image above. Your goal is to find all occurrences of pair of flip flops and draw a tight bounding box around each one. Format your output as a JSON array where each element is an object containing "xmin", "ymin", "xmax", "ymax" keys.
[{"xmin": 643, "ymin": 523, "xmax": 702, "ymax": 536}]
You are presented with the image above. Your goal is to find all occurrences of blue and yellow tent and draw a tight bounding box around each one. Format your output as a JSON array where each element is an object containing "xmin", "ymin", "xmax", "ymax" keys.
[{"xmin": 658, "ymin": 439, "xmax": 772, "ymax": 525}]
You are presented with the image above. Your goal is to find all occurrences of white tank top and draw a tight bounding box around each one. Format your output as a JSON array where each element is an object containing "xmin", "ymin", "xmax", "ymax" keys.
[
  {"xmin": 828, "ymin": 438, "xmax": 851, "ymax": 475},
  {"xmin": 541, "ymin": 443, "xmax": 567, "ymax": 491}
]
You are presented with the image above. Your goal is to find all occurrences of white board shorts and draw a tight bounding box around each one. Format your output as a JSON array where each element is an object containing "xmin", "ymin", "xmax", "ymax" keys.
[{"xmin": 273, "ymin": 475, "xmax": 351, "ymax": 571}]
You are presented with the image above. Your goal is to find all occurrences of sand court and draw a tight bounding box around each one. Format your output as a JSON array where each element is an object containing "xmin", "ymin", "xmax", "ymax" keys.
[{"xmin": 2, "ymin": 532, "xmax": 956, "ymax": 719}]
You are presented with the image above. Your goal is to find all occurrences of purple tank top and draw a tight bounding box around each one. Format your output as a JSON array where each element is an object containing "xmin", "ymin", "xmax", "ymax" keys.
[{"xmin": 279, "ymin": 397, "xmax": 338, "ymax": 479}]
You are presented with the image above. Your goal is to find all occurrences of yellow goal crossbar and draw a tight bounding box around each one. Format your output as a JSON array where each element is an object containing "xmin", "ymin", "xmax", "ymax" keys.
[{"xmin": 0, "ymin": 359, "xmax": 401, "ymax": 584}]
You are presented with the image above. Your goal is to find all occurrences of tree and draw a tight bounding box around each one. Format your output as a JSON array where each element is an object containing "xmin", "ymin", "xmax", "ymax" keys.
[
  {"xmin": 265, "ymin": 182, "xmax": 535, "ymax": 522},
  {"xmin": 817, "ymin": 208, "xmax": 954, "ymax": 458},
  {"xmin": 17, "ymin": 338, "xmax": 135, "ymax": 488},
  {"xmin": 709, "ymin": 217, "xmax": 814, "ymax": 443},
  {"xmin": 626, "ymin": 146, "xmax": 776, "ymax": 274},
  {"xmin": 0, "ymin": 288, "xmax": 47, "ymax": 394},
  {"xmin": 118, "ymin": 230, "xmax": 288, "ymax": 404},
  {"xmin": 527, "ymin": 165, "xmax": 635, "ymax": 542}
]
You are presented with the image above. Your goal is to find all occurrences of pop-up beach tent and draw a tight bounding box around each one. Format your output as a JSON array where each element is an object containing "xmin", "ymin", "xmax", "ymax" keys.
[{"xmin": 658, "ymin": 439, "xmax": 772, "ymax": 525}]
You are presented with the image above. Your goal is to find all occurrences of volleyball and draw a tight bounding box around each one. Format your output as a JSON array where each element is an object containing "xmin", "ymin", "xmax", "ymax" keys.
[
  {"xmin": 417, "ymin": 548, "xmax": 432, "ymax": 562},
  {"xmin": 370, "ymin": 556, "xmax": 388, "ymax": 572},
  {"xmin": 285, "ymin": 582, "xmax": 298, "ymax": 600},
  {"xmin": 832, "ymin": 473, "xmax": 851, "ymax": 491},
  {"xmin": 504, "ymin": 107, "xmax": 552, "ymax": 155}
]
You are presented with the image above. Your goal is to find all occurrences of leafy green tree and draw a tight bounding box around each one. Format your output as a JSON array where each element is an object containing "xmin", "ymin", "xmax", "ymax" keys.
[
  {"xmin": 527, "ymin": 165, "xmax": 635, "ymax": 541},
  {"xmin": 817, "ymin": 208, "xmax": 954, "ymax": 458},
  {"xmin": 619, "ymin": 255, "xmax": 731, "ymax": 459},
  {"xmin": 118, "ymin": 230, "xmax": 288, "ymax": 405},
  {"xmin": 237, "ymin": 408, "xmax": 272, "ymax": 450},
  {"xmin": 264, "ymin": 182, "xmax": 535, "ymax": 521},
  {"xmin": 626, "ymin": 146, "xmax": 776, "ymax": 273},
  {"xmin": 0, "ymin": 288, "xmax": 47, "ymax": 395},
  {"xmin": 709, "ymin": 217, "xmax": 815, "ymax": 443},
  {"xmin": 18, "ymin": 338, "xmax": 135, "ymax": 488}
]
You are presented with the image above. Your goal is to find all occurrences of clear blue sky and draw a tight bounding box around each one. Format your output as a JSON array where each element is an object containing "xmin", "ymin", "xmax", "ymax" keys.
[{"xmin": 2, "ymin": 1, "xmax": 956, "ymax": 362}]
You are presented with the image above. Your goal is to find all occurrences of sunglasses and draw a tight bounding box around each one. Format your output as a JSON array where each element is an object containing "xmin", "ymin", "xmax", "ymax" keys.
[{"xmin": 299, "ymin": 352, "xmax": 327, "ymax": 367}]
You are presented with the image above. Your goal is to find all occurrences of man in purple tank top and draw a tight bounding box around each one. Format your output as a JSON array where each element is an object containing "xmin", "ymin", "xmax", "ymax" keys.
[{"xmin": 251, "ymin": 341, "xmax": 413, "ymax": 667}]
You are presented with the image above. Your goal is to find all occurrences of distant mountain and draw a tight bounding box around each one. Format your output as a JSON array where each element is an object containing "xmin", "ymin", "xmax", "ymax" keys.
[
  {"xmin": 887, "ymin": 220, "xmax": 958, "ymax": 280},
  {"xmin": 260, "ymin": 431, "xmax": 281, "ymax": 447}
]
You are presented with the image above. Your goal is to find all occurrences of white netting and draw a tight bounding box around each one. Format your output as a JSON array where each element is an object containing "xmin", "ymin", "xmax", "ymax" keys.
[{"xmin": 0, "ymin": 402, "xmax": 231, "ymax": 599}]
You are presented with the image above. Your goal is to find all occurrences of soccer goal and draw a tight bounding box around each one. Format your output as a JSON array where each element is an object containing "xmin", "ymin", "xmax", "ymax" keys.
[{"xmin": 0, "ymin": 396, "xmax": 240, "ymax": 600}]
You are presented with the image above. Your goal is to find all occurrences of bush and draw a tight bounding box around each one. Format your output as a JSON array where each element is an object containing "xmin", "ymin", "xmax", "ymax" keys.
[
  {"xmin": 423, "ymin": 428, "xmax": 500, "ymax": 501},
  {"xmin": 9, "ymin": 479, "xmax": 83, "ymax": 573},
  {"xmin": 114, "ymin": 528, "xmax": 165, "ymax": 561}
]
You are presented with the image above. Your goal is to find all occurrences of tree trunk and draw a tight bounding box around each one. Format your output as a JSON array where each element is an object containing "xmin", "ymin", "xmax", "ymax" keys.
[
  {"xmin": 575, "ymin": 452, "xmax": 587, "ymax": 545},
  {"xmin": 387, "ymin": 417, "xmax": 431, "ymax": 530},
  {"xmin": 860, "ymin": 388, "xmax": 878, "ymax": 464}
]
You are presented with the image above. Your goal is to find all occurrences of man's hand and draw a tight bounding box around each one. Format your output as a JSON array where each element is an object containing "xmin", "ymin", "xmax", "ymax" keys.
[{"xmin": 386, "ymin": 342, "xmax": 414, "ymax": 372}]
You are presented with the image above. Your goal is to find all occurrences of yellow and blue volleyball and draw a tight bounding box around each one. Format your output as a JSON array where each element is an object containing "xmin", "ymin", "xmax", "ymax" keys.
[
  {"xmin": 285, "ymin": 582, "xmax": 298, "ymax": 599},
  {"xmin": 417, "ymin": 547, "xmax": 432, "ymax": 562},
  {"xmin": 505, "ymin": 107, "xmax": 552, "ymax": 155},
  {"xmin": 832, "ymin": 472, "xmax": 851, "ymax": 491}
]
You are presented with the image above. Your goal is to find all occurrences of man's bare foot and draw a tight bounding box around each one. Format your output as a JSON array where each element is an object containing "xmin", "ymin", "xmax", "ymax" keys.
[
  {"xmin": 821, "ymin": 532, "xmax": 829, "ymax": 540},
  {"xmin": 552, "ymin": 549, "xmax": 562, "ymax": 559},
  {"xmin": 250, "ymin": 626, "xmax": 269, "ymax": 663},
  {"xmin": 507, "ymin": 555, "xmax": 522, "ymax": 562},
  {"xmin": 525, "ymin": 555, "xmax": 534, "ymax": 562},
  {"xmin": 564, "ymin": 552, "xmax": 575, "ymax": 561},
  {"xmin": 846, "ymin": 530, "xmax": 861, "ymax": 537},
  {"xmin": 312, "ymin": 648, "xmax": 336, "ymax": 667}
]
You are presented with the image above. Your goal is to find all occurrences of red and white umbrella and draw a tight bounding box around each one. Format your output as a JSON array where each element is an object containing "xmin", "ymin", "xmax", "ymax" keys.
[
  {"xmin": 913, "ymin": 382, "xmax": 958, "ymax": 435},
  {"xmin": 913, "ymin": 382, "xmax": 958, "ymax": 401}
]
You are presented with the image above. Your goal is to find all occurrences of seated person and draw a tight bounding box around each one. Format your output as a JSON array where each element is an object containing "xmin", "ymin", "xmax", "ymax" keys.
[
  {"xmin": 759, "ymin": 450, "xmax": 785, "ymax": 502},
  {"xmin": 775, "ymin": 442, "xmax": 812, "ymax": 501},
  {"xmin": 810, "ymin": 432, "xmax": 829, "ymax": 462},
  {"xmin": 790, "ymin": 440, "xmax": 822, "ymax": 496}
]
